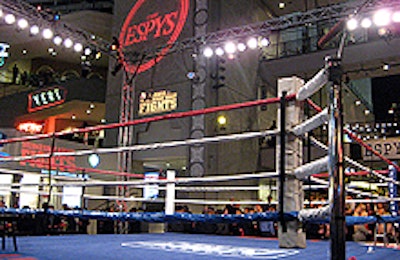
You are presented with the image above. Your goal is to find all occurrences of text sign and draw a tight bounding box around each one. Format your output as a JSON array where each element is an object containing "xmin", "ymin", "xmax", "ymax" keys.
[
  {"xmin": 0, "ymin": 43, "xmax": 10, "ymax": 58},
  {"xmin": 119, "ymin": 0, "xmax": 189, "ymax": 74},
  {"xmin": 28, "ymin": 86, "xmax": 67, "ymax": 112},
  {"xmin": 362, "ymin": 137, "xmax": 400, "ymax": 161},
  {"xmin": 138, "ymin": 90, "xmax": 177, "ymax": 116}
]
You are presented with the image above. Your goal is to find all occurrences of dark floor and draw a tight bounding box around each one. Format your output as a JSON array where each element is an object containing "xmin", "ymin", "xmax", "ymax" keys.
[{"xmin": 0, "ymin": 233, "xmax": 399, "ymax": 260}]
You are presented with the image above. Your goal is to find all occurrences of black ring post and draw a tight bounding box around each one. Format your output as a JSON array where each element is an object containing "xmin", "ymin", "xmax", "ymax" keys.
[{"xmin": 279, "ymin": 91, "xmax": 287, "ymax": 233}]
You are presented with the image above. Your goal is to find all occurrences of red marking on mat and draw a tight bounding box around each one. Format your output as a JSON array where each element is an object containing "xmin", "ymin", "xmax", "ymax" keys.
[{"xmin": 0, "ymin": 254, "xmax": 38, "ymax": 260}]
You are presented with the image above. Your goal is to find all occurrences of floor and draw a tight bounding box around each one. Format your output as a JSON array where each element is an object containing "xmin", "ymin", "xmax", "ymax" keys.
[{"xmin": 0, "ymin": 233, "xmax": 399, "ymax": 259}]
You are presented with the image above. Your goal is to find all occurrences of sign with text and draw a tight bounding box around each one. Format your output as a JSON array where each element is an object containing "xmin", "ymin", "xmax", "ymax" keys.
[
  {"xmin": 362, "ymin": 137, "xmax": 400, "ymax": 161},
  {"xmin": 138, "ymin": 90, "xmax": 177, "ymax": 116},
  {"xmin": 119, "ymin": 0, "xmax": 189, "ymax": 74},
  {"xmin": 28, "ymin": 86, "xmax": 67, "ymax": 112}
]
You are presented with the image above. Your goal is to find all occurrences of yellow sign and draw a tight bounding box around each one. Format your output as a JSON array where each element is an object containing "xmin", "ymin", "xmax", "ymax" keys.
[{"xmin": 138, "ymin": 90, "xmax": 177, "ymax": 115}]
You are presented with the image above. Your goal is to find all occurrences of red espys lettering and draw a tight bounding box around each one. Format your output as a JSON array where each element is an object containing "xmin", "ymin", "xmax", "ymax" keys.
[
  {"xmin": 20, "ymin": 142, "xmax": 76, "ymax": 172},
  {"xmin": 124, "ymin": 11, "xmax": 178, "ymax": 45},
  {"xmin": 119, "ymin": 0, "xmax": 189, "ymax": 74}
]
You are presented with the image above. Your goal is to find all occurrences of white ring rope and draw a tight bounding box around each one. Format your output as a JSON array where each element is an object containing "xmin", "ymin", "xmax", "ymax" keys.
[
  {"xmin": 0, "ymin": 129, "xmax": 280, "ymax": 163},
  {"xmin": 310, "ymin": 136, "xmax": 400, "ymax": 186}
]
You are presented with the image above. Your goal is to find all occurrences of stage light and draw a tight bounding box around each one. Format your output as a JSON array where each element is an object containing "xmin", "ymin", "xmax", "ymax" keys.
[
  {"xmin": 346, "ymin": 18, "xmax": 358, "ymax": 31},
  {"xmin": 84, "ymin": 47, "xmax": 92, "ymax": 56},
  {"xmin": 17, "ymin": 18, "xmax": 28, "ymax": 29},
  {"xmin": 217, "ymin": 115, "xmax": 227, "ymax": 126},
  {"xmin": 48, "ymin": 47, "xmax": 54, "ymax": 53},
  {"xmin": 30, "ymin": 25, "xmax": 39, "ymax": 35},
  {"xmin": 393, "ymin": 11, "xmax": 400, "ymax": 23},
  {"xmin": 203, "ymin": 47, "xmax": 213, "ymax": 58},
  {"xmin": 373, "ymin": 9, "xmax": 391, "ymax": 27},
  {"xmin": 215, "ymin": 47, "xmax": 224, "ymax": 56},
  {"xmin": 237, "ymin": 43, "xmax": 246, "ymax": 52},
  {"xmin": 42, "ymin": 28, "xmax": 53, "ymax": 39},
  {"xmin": 74, "ymin": 43, "xmax": 83, "ymax": 52},
  {"xmin": 383, "ymin": 63, "xmax": 390, "ymax": 71},
  {"xmin": 95, "ymin": 51, "xmax": 102, "ymax": 60},
  {"xmin": 4, "ymin": 14, "xmax": 16, "ymax": 25},
  {"xmin": 364, "ymin": 109, "xmax": 370, "ymax": 115},
  {"xmin": 64, "ymin": 38, "xmax": 73, "ymax": 48},
  {"xmin": 224, "ymin": 41, "xmax": 236, "ymax": 54},
  {"xmin": 53, "ymin": 13, "xmax": 60, "ymax": 21},
  {"xmin": 53, "ymin": 36, "xmax": 62, "ymax": 45},
  {"xmin": 247, "ymin": 37, "xmax": 258, "ymax": 49},
  {"xmin": 260, "ymin": 38, "xmax": 270, "ymax": 47},
  {"xmin": 360, "ymin": 18, "xmax": 372, "ymax": 28},
  {"xmin": 279, "ymin": 2, "xmax": 285, "ymax": 9}
]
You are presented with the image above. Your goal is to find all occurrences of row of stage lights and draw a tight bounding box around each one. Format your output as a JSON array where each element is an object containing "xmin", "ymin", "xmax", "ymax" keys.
[
  {"xmin": 0, "ymin": 7, "xmax": 101, "ymax": 60},
  {"xmin": 202, "ymin": 37, "xmax": 270, "ymax": 59},
  {"xmin": 346, "ymin": 8, "xmax": 400, "ymax": 32}
]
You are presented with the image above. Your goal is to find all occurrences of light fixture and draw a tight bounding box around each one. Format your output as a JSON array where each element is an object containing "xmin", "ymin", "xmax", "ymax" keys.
[
  {"xmin": 30, "ymin": 25, "xmax": 39, "ymax": 35},
  {"xmin": 0, "ymin": 9, "xmax": 3, "ymax": 18},
  {"xmin": 383, "ymin": 63, "xmax": 390, "ymax": 71},
  {"xmin": 346, "ymin": 18, "xmax": 358, "ymax": 31},
  {"xmin": 247, "ymin": 37, "xmax": 258, "ymax": 49},
  {"xmin": 364, "ymin": 109, "xmax": 370, "ymax": 115},
  {"xmin": 42, "ymin": 28, "xmax": 53, "ymax": 39},
  {"xmin": 64, "ymin": 38, "xmax": 73, "ymax": 48},
  {"xmin": 22, "ymin": 49, "xmax": 27, "ymax": 55},
  {"xmin": 361, "ymin": 18, "xmax": 372, "ymax": 28},
  {"xmin": 224, "ymin": 42, "xmax": 236, "ymax": 54},
  {"xmin": 95, "ymin": 51, "xmax": 102, "ymax": 60},
  {"xmin": 217, "ymin": 115, "xmax": 227, "ymax": 126},
  {"xmin": 86, "ymin": 109, "xmax": 91, "ymax": 114},
  {"xmin": 48, "ymin": 47, "xmax": 54, "ymax": 53},
  {"xmin": 84, "ymin": 47, "xmax": 92, "ymax": 56},
  {"xmin": 73, "ymin": 43, "xmax": 83, "ymax": 52},
  {"xmin": 203, "ymin": 47, "xmax": 213, "ymax": 57},
  {"xmin": 260, "ymin": 38, "xmax": 270, "ymax": 47},
  {"xmin": 279, "ymin": 2, "xmax": 285, "ymax": 9},
  {"xmin": 53, "ymin": 36, "xmax": 63, "ymax": 45},
  {"xmin": 355, "ymin": 100, "xmax": 361, "ymax": 106},
  {"xmin": 71, "ymin": 114, "xmax": 76, "ymax": 120},
  {"xmin": 393, "ymin": 11, "xmax": 400, "ymax": 23},
  {"xmin": 17, "ymin": 18, "xmax": 28, "ymax": 29},
  {"xmin": 373, "ymin": 9, "xmax": 391, "ymax": 27},
  {"xmin": 89, "ymin": 103, "xmax": 95, "ymax": 109},
  {"xmin": 100, "ymin": 119, "xmax": 106, "ymax": 123},
  {"xmin": 237, "ymin": 42, "xmax": 246, "ymax": 52},
  {"xmin": 215, "ymin": 47, "xmax": 224, "ymax": 56},
  {"xmin": 4, "ymin": 14, "xmax": 16, "ymax": 24}
]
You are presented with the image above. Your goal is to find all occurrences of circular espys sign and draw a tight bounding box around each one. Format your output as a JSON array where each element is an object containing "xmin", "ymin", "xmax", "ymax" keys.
[{"xmin": 119, "ymin": 0, "xmax": 190, "ymax": 74}]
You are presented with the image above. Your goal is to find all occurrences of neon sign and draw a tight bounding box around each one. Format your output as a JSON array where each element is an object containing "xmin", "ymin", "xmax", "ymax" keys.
[
  {"xmin": 119, "ymin": 0, "xmax": 189, "ymax": 74},
  {"xmin": 0, "ymin": 43, "xmax": 10, "ymax": 68},
  {"xmin": 28, "ymin": 86, "xmax": 67, "ymax": 112},
  {"xmin": 16, "ymin": 122, "xmax": 43, "ymax": 134},
  {"xmin": 138, "ymin": 90, "xmax": 177, "ymax": 115}
]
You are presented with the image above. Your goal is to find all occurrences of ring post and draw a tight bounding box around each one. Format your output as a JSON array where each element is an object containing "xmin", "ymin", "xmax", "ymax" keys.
[
  {"xmin": 277, "ymin": 77, "xmax": 306, "ymax": 248},
  {"xmin": 326, "ymin": 56, "xmax": 346, "ymax": 260},
  {"xmin": 165, "ymin": 170, "xmax": 176, "ymax": 215}
]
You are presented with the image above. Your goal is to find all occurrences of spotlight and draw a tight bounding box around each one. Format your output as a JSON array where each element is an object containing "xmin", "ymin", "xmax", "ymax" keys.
[
  {"xmin": 95, "ymin": 51, "xmax": 102, "ymax": 60},
  {"xmin": 355, "ymin": 100, "xmax": 361, "ymax": 106},
  {"xmin": 53, "ymin": 36, "xmax": 63, "ymax": 45},
  {"xmin": 74, "ymin": 43, "xmax": 83, "ymax": 52},
  {"xmin": 48, "ymin": 47, "xmax": 54, "ymax": 53},
  {"xmin": 186, "ymin": 71, "xmax": 196, "ymax": 80},
  {"xmin": 346, "ymin": 18, "xmax": 358, "ymax": 31},
  {"xmin": 260, "ymin": 38, "xmax": 270, "ymax": 47},
  {"xmin": 203, "ymin": 47, "xmax": 213, "ymax": 58},
  {"xmin": 64, "ymin": 38, "xmax": 73, "ymax": 48},
  {"xmin": 53, "ymin": 13, "xmax": 61, "ymax": 21},
  {"xmin": 373, "ymin": 9, "xmax": 391, "ymax": 27},
  {"xmin": 215, "ymin": 47, "xmax": 224, "ymax": 56},
  {"xmin": 30, "ymin": 25, "xmax": 40, "ymax": 35},
  {"xmin": 364, "ymin": 109, "xmax": 370, "ymax": 115},
  {"xmin": 84, "ymin": 47, "xmax": 92, "ymax": 56},
  {"xmin": 383, "ymin": 63, "xmax": 390, "ymax": 71},
  {"xmin": 393, "ymin": 11, "xmax": 400, "ymax": 23},
  {"xmin": 42, "ymin": 28, "xmax": 53, "ymax": 39},
  {"xmin": 17, "ymin": 18, "xmax": 29, "ymax": 29},
  {"xmin": 224, "ymin": 42, "xmax": 236, "ymax": 54},
  {"xmin": 110, "ymin": 37, "xmax": 119, "ymax": 51},
  {"xmin": 237, "ymin": 43, "xmax": 246, "ymax": 52},
  {"xmin": 247, "ymin": 37, "xmax": 258, "ymax": 49},
  {"xmin": 4, "ymin": 14, "xmax": 16, "ymax": 24},
  {"xmin": 360, "ymin": 18, "xmax": 372, "ymax": 28}
]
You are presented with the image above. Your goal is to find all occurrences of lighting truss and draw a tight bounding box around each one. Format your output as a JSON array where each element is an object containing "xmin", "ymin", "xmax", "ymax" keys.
[
  {"xmin": 0, "ymin": 0, "xmax": 116, "ymax": 59},
  {"xmin": 122, "ymin": 0, "xmax": 400, "ymax": 66}
]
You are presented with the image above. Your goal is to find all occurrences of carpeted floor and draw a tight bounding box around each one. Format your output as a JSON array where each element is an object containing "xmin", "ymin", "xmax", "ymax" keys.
[{"xmin": 0, "ymin": 233, "xmax": 399, "ymax": 259}]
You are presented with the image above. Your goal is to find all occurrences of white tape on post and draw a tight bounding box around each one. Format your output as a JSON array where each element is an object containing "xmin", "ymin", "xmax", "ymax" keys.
[{"xmin": 165, "ymin": 170, "xmax": 176, "ymax": 215}]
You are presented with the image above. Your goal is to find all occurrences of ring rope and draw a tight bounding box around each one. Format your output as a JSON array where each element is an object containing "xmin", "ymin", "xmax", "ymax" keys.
[{"xmin": 0, "ymin": 129, "xmax": 280, "ymax": 163}]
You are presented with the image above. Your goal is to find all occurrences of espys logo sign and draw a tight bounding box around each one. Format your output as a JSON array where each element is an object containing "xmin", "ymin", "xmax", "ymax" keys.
[{"xmin": 119, "ymin": 0, "xmax": 189, "ymax": 74}]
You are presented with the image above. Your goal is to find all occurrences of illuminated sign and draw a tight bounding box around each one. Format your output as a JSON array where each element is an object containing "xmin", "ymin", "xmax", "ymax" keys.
[
  {"xmin": 138, "ymin": 90, "xmax": 177, "ymax": 115},
  {"xmin": 362, "ymin": 137, "xmax": 400, "ymax": 161},
  {"xmin": 144, "ymin": 172, "xmax": 159, "ymax": 199},
  {"xmin": 20, "ymin": 142, "xmax": 76, "ymax": 172},
  {"xmin": 119, "ymin": 0, "xmax": 189, "ymax": 74},
  {"xmin": 28, "ymin": 86, "xmax": 67, "ymax": 112},
  {"xmin": 0, "ymin": 43, "xmax": 10, "ymax": 68},
  {"xmin": 17, "ymin": 122, "xmax": 43, "ymax": 134}
]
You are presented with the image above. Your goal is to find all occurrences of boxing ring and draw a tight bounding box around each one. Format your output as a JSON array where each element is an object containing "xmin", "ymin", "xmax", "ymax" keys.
[{"xmin": 1, "ymin": 26, "xmax": 400, "ymax": 260}]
